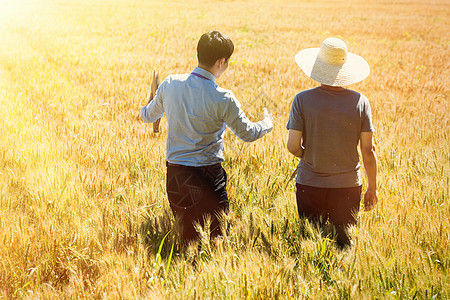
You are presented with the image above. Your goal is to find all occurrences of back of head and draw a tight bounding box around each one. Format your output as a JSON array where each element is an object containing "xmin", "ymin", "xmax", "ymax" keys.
[{"xmin": 197, "ymin": 31, "xmax": 234, "ymax": 68}]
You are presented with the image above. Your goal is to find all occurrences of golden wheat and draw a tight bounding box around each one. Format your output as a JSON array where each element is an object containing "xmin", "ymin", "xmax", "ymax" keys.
[{"xmin": 0, "ymin": 0, "xmax": 448, "ymax": 298}]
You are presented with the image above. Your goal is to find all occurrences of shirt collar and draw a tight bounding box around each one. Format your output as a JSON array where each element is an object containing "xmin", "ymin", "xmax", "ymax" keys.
[{"xmin": 192, "ymin": 66, "xmax": 216, "ymax": 83}]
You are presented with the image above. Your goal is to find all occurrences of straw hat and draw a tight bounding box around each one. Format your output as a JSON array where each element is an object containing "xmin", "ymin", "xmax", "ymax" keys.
[{"xmin": 295, "ymin": 38, "xmax": 370, "ymax": 86}]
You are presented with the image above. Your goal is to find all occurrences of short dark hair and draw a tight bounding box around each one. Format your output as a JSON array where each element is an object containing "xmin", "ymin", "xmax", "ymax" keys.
[{"xmin": 197, "ymin": 31, "xmax": 234, "ymax": 68}]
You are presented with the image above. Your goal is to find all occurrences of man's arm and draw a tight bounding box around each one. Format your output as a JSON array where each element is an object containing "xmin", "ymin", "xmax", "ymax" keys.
[
  {"xmin": 141, "ymin": 80, "xmax": 165, "ymax": 124},
  {"xmin": 287, "ymin": 129, "xmax": 303, "ymax": 158},
  {"xmin": 224, "ymin": 97, "xmax": 273, "ymax": 142},
  {"xmin": 360, "ymin": 132, "xmax": 378, "ymax": 211}
]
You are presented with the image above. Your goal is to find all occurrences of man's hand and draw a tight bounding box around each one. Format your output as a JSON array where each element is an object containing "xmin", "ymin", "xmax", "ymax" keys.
[
  {"xmin": 262, "ymin": 107, "xmax": 273, "ymax": 130},
  {"xmin": 364, "ymin": 188, "xmax": 378, "ymax": 211},
  {"xmin": 263, "ymin": 107, "xmax": 272, "ymax": 123}
]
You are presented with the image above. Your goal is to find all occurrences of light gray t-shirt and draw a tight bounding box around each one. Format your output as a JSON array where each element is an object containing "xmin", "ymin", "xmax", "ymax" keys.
[{"xmin": 286, "ymin": 87, "xmax": 374, "ymax": 188}]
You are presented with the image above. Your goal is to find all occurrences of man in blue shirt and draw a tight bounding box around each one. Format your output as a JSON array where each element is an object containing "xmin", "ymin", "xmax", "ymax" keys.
[{"xmin": 141, "ymin": 31, "xmax": 273, "ymax": 244}]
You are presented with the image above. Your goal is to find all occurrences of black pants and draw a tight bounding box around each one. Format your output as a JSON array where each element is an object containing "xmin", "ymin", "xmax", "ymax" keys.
[
  {"xmin": 296, "ymin": 183, "xmax": 362, "ymax": 247},
  {"xmin": 166, "ymin": 162, "xmax": 228, "ymax": 244}
]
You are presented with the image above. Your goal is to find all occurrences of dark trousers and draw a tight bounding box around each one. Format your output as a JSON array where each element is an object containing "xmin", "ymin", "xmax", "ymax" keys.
[
  {"xmin": 296, "ymin": 183, "xmax": 362, "ymax": 247},
  {"xmin": 166, "ymin": 162, "xmax": 228, "ymax": 244}
]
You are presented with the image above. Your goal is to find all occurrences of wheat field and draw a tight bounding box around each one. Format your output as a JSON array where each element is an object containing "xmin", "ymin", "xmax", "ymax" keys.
[{"xmin": 0, "ymin": 0, "xmax": 448, "ymax": 298}]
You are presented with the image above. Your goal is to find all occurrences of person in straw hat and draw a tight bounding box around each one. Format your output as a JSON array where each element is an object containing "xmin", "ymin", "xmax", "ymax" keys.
[{"xmin": 286, "ymin": 37, "xmax": 378, "ymax": 248}]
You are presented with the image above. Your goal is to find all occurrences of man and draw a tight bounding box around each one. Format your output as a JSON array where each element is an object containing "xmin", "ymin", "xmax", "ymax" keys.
[
  {"xmin": 141, "ymin": 31, "xmax": 273, "ymax": 244},
  {"xmin": 286, "ymin": 37, "xmax": 378, "ymax": 248}
]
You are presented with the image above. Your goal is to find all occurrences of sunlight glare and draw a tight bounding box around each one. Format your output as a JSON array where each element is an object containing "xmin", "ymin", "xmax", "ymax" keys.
[{"xmin": 0, "ymin": 0, "xmax": 23, "ymax": 29}]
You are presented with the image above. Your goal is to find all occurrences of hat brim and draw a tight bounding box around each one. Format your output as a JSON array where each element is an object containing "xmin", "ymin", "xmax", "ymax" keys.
[{"xmin": 295, "ymin": 48, "xmax": 370, "ymax": 86}]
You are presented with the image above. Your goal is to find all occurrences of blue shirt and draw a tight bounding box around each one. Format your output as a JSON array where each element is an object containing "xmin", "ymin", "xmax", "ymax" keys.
[{"xmin": 141, "ymin": 67, "xmax": 273, "ymax": 166}]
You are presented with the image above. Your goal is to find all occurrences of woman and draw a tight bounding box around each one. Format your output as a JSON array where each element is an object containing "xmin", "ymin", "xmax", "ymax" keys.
[{"xmin": 286, "ymin": 37, "xmax": 378, "ymax": 248}]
